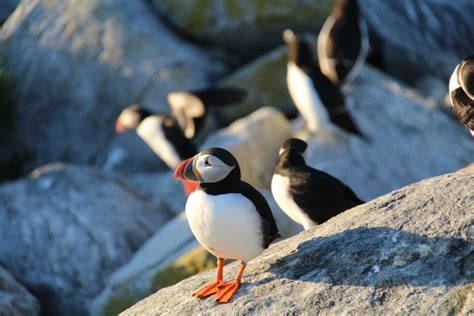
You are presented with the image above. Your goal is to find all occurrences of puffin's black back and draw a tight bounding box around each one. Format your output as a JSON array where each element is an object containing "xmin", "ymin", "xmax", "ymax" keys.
[
  {"xmin": 161, "ymin": 116, "xmax": 197, "ymax": 160},
  {"xmin": 275, "ymin": 141, "xmax": 363, "ymax": 224},
  {"xmin": 199, "ymin": 148, "xmax": 280, "ymax": 248}
]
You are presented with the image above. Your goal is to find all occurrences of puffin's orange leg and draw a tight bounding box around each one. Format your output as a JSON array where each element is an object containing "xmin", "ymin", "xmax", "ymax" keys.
[
  {"xmin": 181, "ymin": 180, "xmax": 198, "ymax": 195},
  {"xmin": 193, "ymin": 258, "xmax": 224, "ymax": 298},
  {"xmin": 216, "ymin": 261, "xmax": 246, "ymax": 303}
]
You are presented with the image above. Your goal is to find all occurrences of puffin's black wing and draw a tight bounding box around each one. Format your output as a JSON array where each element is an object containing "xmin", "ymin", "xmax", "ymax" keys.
[
  {"xmin": 238, "ymin": 181, "xmax": 280, "ymax": 249},
  {"xmin": 161, "ymin": 116, "xmax": 197, "ymax": 160},
  {"xmin": 451, "ymin": 89, "xmax": 474, "ymax": 132},
  {"xmin": 288, "ymin": 166, "xmax": 363, "ymax": 224},
  {"xmin": 304, "ymin": 65, "xmax": 365, "ymax": 137}
]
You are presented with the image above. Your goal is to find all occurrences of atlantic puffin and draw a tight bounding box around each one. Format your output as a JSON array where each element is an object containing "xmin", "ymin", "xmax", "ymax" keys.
[
  {"xmin": 174, "ymin": 147, "xmax": 280, "ymax": 303},
  {"xmin": 271, "ymin": 138, "xmax": 364, "ymax": 230},
  {"xmin": 115, "ymin": 104, "xmax": 198, "ymax": 194},
  {"xmin": 283, "ymin": 29, "xmax": 364, "ymax": 137},
  {"xmin": 449, "ymin": 54, "xmax": 474, "ymax": 136},
  {"xmin": 167, "ymin": 87, "xmax": 247, "ymax": 139},
  {"xmin": 317, "ymin": 0, "xmax": 369, "ymax": 88}
]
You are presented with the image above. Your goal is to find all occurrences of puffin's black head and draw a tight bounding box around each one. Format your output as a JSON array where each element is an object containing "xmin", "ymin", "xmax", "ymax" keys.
[
  {"xmin": 458, "ymin": 54, "xmax": 474, "ymax": 100},
  {"xmin": 115, "ymin": 104, "xmax": 152, "ymax": 133},
  {"xmin": 276, "ymin": 138, "xmax": 308, "ymax": 168},
  {"xmin": 283, "ymin": 29, "xmax": 314, "ymax": 67},
  {"xmin": 333, "ymin": 0, "xmax": 359, "ymax": 18},
  {"xmin": 174, "ymin": 147, "xmax": 240, "ymax": 185}
]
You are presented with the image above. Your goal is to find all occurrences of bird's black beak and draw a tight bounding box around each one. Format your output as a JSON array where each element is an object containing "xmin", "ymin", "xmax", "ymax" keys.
[{"xmin": 174, "ymin": 156, "xmax": 199, "ymax": 182}]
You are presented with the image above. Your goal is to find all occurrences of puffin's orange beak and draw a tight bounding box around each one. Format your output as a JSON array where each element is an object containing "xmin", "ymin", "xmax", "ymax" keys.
[
  {"xmin": 115, "ymin": 118, "xmax": 126, "ymax": 133},
  {"xmin": 174, "ymin": 156, "xmax": 199, "ymax": 182}
]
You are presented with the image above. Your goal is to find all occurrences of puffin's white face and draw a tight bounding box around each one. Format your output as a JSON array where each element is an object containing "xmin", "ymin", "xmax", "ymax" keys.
[
  {"xmin": 116, "ymin": 107, "xmax": 142, "ymax": 131},
  {"xmin": 194, "ymin": 154, "xmax": 235, "ymax": 183},
  {"xmin": 449, "ymin": 65, "xmax": 461, "ymax": 98}
]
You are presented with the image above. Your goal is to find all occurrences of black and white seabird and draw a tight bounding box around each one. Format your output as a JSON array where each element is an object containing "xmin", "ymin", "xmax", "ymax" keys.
[
  {"xmin": 271, "ymin": 138, "xmax": 364, "ymax": 230},
  {"xmin": 449, "ymin": 54, "xmax": 474, "ymax": 136},
  {"xmin": 283, "ymin": 29, "xmax": 364, "ymax": 137},
  {"xmin": 167, "ymin": 87, "xmax": 247, "ymax": 139},
  {"xmin": 317, "ymin": 0, "xmax": 369, "ymax": 88},
  {"xmin": 174, "ymin": 147, "xmax": 280, "ymax": 303},
  {"xmin": 115, "ymin": 104, "xmax": 198, "ymax": 194}
]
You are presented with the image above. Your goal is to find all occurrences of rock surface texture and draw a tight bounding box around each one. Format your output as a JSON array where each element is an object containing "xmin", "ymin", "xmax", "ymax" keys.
[
  {"xmin": 150, "ymin": 0, "xmax": 333, "ymax": 62},
  {"xmin": 0, "ymin": 265, "xmax": 40, "ymax": 316},
  {"xmin": 0, "ymin": 0, "xmax": 223, "ymax": 174},
  {"xmin": 0, "ymin": 163, "xmax": 172, "ymax": 316},
  {"xmin": 122, "ymin": 170, "xmax": 474, "ymax": 315}
]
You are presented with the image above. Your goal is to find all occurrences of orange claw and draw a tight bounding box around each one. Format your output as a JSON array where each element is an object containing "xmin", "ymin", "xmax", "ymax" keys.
[
  {"xmin": 193, "ymin": 258, "xmax": 224, "ymax": 298},
  {"xmin": 182, "ymin": 180, "xmax": 198, "ymax": 195},
  {"xmin": 216, "ymin": 261, "xmax": 246, "ymax": 304}
]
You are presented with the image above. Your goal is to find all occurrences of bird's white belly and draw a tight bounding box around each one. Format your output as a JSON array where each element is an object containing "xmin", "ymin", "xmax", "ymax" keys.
[
  {"xmin": 271, "ymin": 174, "xmax": 316, "ymax": 230},
  {"xmin": 287, "ymin": 62, "xmax": 331, "ymax": 133},
  {"xmin": 186, "ymin": 191, "xmax": 264, "ymax": 261}
]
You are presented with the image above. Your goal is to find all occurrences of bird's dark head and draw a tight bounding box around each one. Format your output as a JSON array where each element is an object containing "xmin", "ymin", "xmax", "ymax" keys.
[
  {"xmin": 277, "ymin": 138, "xmax": 308, "ymax": 168},
  {"xmin": 458, "ymin": 54, "xmax": 474, "ymax": 100},
  {"xmin": 283, "ymin": 29, "xmax": 314, "ymax": 67},
  {"xmin": 115, "ymin": 104, "xmax": 152, "ymax": 133},
  {"xmin": 174, "ymin": 147, "xmax": 240, "ymax": 185}
]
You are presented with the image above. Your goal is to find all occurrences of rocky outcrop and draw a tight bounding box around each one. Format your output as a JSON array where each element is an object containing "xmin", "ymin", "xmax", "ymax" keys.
[
  {"xmin": 0, "ymin": 0, "xmax": 224, "ymax": 175},
  {"xmin": 202, "ymin": 106, "xmax": 293, "ymax": 188},
  {"xmin": 0, "ymin": 163, "xmax": 173, "ymax": 316},
  {"xmin": 0, "ymin": 265, "xmax": 40, "ymax": 316},
  {"xmin": 150, "ymin": 0, "xmax": 333, "ymax": 62},
  {"xmin": 90, "ymin": 188, "xmax": 301, "ymax": 316},
  {"xmin": 122, "ymin": 169, "xmax": 474, "ymax": 315},
  {"xmin": 359, "ymin": 0, "xmax": 474, "ymax": 85}
]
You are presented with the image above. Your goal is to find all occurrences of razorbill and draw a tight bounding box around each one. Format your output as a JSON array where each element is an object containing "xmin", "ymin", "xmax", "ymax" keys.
[
  {"xmin": 174, "ymin": 147, "xmax": 280, "ymax": 303},
  {"xmin": 449, "ymin": 54, "xmax": 474, "ymax": 136},
  {"xmin": 271, "ymin": 138, "xmax": 364, "ymax": 230},
  {"xmin": 115, "ymin": 104, "xmax": 198, "ymax": 194},
  {"xmin": 317, "ymin": 0, "xmax": 369, "ymax": 88},
  {"xmin": 167, "ymin": 87, "xmax": 247, "ymax": 139},
  {"xmin": 283, "ymin": 29, "xmax": 364, "ymax": 137}
]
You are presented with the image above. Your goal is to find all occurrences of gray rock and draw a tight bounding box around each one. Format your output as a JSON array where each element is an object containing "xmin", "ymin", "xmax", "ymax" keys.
[
  {"xmin": 202, "ymin": 106, "xmax": 293, "ymax": 189},
  {"xmin": 150, "ymin": 0, "xmax": 333, "ymax": 62},
  {"xmin": 0, "ymin": 265, "xmax": 40, "ymax": 316},
  {"xmin": 121, "ymin": 169, "xmax": 474, "ymax": 315},
  {"xmin": 91, "ymin": 187, "xmax": 301, "ymax": 316},
  {"xmin": 0, "ymin": 163, "xmax": 173, "ymax": 316},
  {"xmin": 0, "ymin": 0, "xmax": 18, "ymax": 23},
  {"xmin": 359, "ymin": 0, "xmax": 474, "ymax": 84},
  {"xmin": 0, "ymin": 0, "xmax": 224, "ymax": 174},
  {"xmin": 299, "ymin": 66, "xmax": 474, "ymax": 202}
]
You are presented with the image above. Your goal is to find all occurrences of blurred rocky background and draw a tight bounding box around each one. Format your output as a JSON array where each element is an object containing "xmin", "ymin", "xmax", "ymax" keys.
[{"xmin": 0, "ymin": 1, "xmax": 472, "ymax": 315}]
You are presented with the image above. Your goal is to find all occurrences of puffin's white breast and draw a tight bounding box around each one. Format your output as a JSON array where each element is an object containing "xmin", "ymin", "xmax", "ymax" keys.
[
  {"xmin": 186, "ymin": 190, "xmax": 264, "ymax": 261},
  {"xmin": 287, "ymin": 62, "xmax": 331, "ymax": 133},
  {"xmin": 136, "ymin": 116, "xmax": 182, "ymax": 168},
  {"xmin": 271, "ymin": 174, "xmax": 316, "ymax": 230}
]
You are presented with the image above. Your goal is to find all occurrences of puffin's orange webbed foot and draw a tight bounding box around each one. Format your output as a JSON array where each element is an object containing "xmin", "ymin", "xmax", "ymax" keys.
[
  {"xmin": 216, "ymin": 280, "xmax": 241, "ymax": 303},
  {"xmin": 193, "ymin": 280, "xmax": 223, "ymax": 298}
]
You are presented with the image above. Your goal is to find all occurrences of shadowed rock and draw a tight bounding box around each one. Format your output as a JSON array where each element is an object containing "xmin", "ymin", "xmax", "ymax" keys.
[
  {"xmin": 0, "ymin": 265, "xmax": 40, "ymax": 316},
  {"xmin": 122, "ymin": 169, "xmax": 473, "ymax": 315}
]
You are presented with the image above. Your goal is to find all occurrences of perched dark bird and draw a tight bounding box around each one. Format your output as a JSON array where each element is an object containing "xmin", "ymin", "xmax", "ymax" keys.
[
  {"xmin": 174, "ymin": 147, "xmax": 280, "ymax": 303},
  {"xmin": 283, "ymin": 29, "xmax": 364, "ymax": 137},
  {"xmin": 167, "ymin": 87, "xmax": 247, "ymax": 139},
  {"xmin": 115, "ymin": 104, "xmax": 198, "ymax": 194},
  {"xmin": 271, "ymin": 138, "xmax": 364, "ymax": 230},
  {"xmin": 449, "ymin": 54, "xmax": 474, "ymax": 136},
  {"xmin": 317, "ymin": 0, "xmax": 369, "ymax": 88}
]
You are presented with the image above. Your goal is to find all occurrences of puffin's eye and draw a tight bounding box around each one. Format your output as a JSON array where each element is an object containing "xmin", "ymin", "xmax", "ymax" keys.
[{"xmin": 204, "ymin": 157, "xmax": 211, "ymax": 166}]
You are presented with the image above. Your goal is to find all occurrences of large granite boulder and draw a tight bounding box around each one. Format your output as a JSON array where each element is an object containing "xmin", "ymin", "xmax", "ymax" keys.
[
  {"xmin": 359, "ymin": 0, "xmax": 474, "ymax": 85},
  {"xmin": 202, "ymin": 106, "xmax": 293, "ymax": 188},
  {"xmin": 0, "ymin": 265, "xmax": 40, "ymax": 316},
  {"xmin": 0, "ymin": 163, "xmax": 173, "ymax": 316},
  {"xmin": 0, "ymin": 0, "xmax": 224, "ymax": 175},
  {"xmin": 90, "ymin": 188, "xmax": 301, "ymax": 316},
  {"xmin": 150, "ymin": 0, "xmax": 333, "ymax": 62},
  {"xmin": 121, "ymin": 169, "xmax": 474, "ymax": 315}
]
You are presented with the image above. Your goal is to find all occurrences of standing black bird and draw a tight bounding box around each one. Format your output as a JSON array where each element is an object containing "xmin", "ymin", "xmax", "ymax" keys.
[
  {"xmin": 283, "ymin": 29, "xmax": 365, "ymax": 138},
  {"xmin": 449, "ymin": 54, "xmax": 474, "ymax": 136},
  {"xmin": 174, "ymin": 147, "xmax": 279, "ymax": 303},
  {"xmin": 271, "ymin": 138, "xmax": 364, "ymax": 230},
  {"xmin": 317, "ymin": 0, "xmax": 369, "ymax": 88},
  {"xmin": 167, "ymin": 87, "xmax": 247, "ymax": 140}
]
